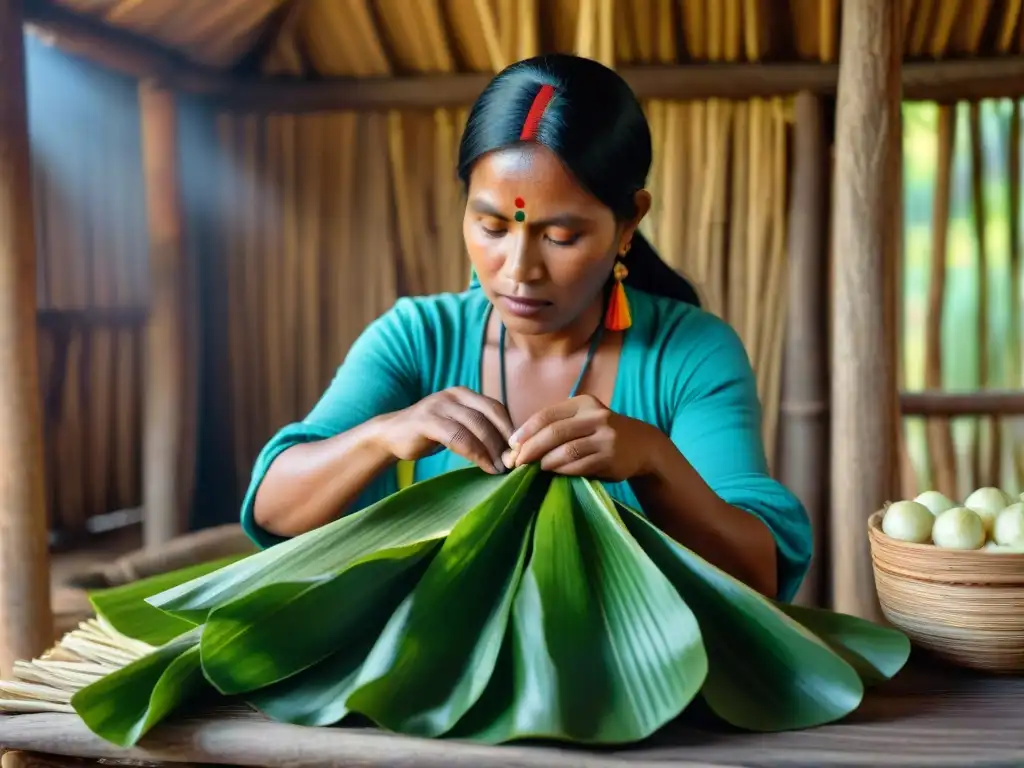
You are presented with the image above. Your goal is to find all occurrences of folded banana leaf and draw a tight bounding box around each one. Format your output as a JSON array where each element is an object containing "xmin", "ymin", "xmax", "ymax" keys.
[
  {"xmin": 69, "ymin": 465, "xmax": 911, "ymax": 748},
  {"xmin": 89, "ymin": 555, "xmax": 249, "ymax": 646}
]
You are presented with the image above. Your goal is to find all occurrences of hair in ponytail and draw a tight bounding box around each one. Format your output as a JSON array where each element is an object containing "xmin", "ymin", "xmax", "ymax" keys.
[
  {"xmin": 623, "ymin": 232, "xmax": 702, "ymax": 307},
  {"xmin": 458, "ymin": 53, "xmax": 701, "ymax": 309}
]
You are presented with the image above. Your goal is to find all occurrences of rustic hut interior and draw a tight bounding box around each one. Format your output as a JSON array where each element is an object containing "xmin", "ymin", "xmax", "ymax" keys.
[{"xmin": 0, "ymin": 0, "xmax": 1023, "ymax": 765}]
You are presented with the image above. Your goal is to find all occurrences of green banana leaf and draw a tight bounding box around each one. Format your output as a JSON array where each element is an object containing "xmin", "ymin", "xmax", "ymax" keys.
[
  {"xmin": 65, "ymin": 465, "xmax": 910, "ymax": 750},
  {"xmin": 243, "ymin": 470, "xmax": 541, "ymax": 728},
  {"xmin": 70, "ymin": 628, "xmax": 207, "ymax": 748},
  {"xmin": 452, "ymin": 477, "xmax": 707, "ymax": 745},
  {"xmin": 147, "ymin": 468, "xmax": 511, "ymax": 623},
  {"xmin": 243, "ymin": 621, "xmax": 379, "ymax": 727},
  {"xmin": 89, "ymin": 555, "xmax": 248, "ymax": 646},
  {"xmin": 199, "ymin": 540, "xmax": 437, "ymax": 695},
  {"xmin": 198, "ymin": 468, "xmax": 535, "ymax": 696},
  {"xmin": 773, "ymin": 602, "xmax": 911, "ymax": 685},
  {"xmin": 618, "ymin": 499, "xmax": 866, "ymax": 732},
  {"xmin": 343, "ymin": 466, "xmax": 543, "ymax": 737}
]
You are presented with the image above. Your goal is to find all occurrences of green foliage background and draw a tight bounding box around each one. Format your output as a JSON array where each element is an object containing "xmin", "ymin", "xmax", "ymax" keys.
[{"xmin": 901, "ymin": 100, "xmax": 1023, "ymax": 495}]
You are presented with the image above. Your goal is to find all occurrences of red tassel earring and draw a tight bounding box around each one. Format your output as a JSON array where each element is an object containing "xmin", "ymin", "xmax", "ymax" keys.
[{"xmin": 604, "ymin": 245, "xmax": 632, "ymax": 331}]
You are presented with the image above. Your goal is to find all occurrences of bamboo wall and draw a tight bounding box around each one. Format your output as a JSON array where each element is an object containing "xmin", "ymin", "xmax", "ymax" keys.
[{"xmin": 26, "ymin": 37, "xmax": 149, "ymax": 541}]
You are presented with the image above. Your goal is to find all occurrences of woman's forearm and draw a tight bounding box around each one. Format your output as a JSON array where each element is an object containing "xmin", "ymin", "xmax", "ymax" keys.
[
  {"xmin": 630, "ymin": 439, "xmax": 779, "ymax": 598},
  {"xmin": 252, "ymin": 416, "xmax": 397, "ymax": 538}
]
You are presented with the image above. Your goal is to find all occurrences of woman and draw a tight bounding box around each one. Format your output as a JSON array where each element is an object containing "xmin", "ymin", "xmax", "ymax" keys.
[{"xmin": 243, "ymin": 54, "xmax": 811, "ymax": 603}]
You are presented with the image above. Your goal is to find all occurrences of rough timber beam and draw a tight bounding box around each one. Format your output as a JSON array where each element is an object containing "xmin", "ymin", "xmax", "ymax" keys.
[
  {"xmin": 207, "ymin": 57, "xmax": 1024, "ymax": 112},
  {"xmin": 18, "ymin": 1, "xmax": 1024, "ymax": 109},
  {"xmin": 22, "ymin": 0, "xmax": 226, "ymax": 90},
  {"xmin": 829, "ymin": 0, "xmax": 902, "ymax": 622},
  {"xmin": 0, "ymin": 0, "xmax": 54, "ymax": 676}
]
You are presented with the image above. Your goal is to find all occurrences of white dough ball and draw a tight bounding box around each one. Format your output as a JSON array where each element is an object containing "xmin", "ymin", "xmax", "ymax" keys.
[
  {"xmin": 881, "ymin": 500, "xmax": 934, "ymax": 544},
  {"xmin": 963, "ymin": 487, "xmax": 1012, "ymax": 534},
  {"xmin": 932, "ymin": 507, "xmax": 986, "ymax": 550},
  {"xmin": 993, "ymin": 503, "xmax": 1024, "ymax": 546},
  {"xmin": 913, "ymin": 490, "xmax": 956, "ymax": 516}
]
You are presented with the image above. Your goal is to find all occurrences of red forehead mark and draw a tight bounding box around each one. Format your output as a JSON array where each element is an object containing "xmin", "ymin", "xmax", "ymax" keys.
[{"xmin": 514, "ymin": 197, "xmax": 525, "ymax": 208}]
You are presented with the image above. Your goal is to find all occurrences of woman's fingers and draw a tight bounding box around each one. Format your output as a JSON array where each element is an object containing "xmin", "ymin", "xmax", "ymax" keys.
[
  {"xmin": 442, "ymin": 399, "xmax": 510, "ymax": 467},
  {"xmin": 448, "ymin": 387, "xmax": 515, "ymax": 442},
  {"xmin": 427, "ymin": 402, "xmax": 507, "ymax": 473},
  {"xmin": 537, "ymin": 435, "xmax": 605, "ymax": 473},
  {"xmin": 420, "ymin": 416, "xmax": 497, "ymax": 473},
  {"xmin": 509, "ymin": 395, "xmax": 605, "ymax": 448},
  {"xmin": 514, "ymin": 415, "xmax": 600, "ymax": 467}
]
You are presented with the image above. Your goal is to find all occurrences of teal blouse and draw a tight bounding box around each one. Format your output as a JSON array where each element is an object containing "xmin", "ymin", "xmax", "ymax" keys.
[{"xmin": 239, "ymin": 286, "xmax": 812, "ymax": 602}]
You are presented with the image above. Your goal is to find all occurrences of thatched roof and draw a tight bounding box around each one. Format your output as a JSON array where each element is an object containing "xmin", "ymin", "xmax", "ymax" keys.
[{"xmin": 35, "ymin": 0, "xmax": 1024, "ymax": 79}]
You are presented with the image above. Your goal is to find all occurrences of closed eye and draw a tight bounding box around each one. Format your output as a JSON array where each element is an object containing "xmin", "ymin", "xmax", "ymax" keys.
[{"xmin": 546, "ymin": 233, "xmax": 580, "ymax": 247}]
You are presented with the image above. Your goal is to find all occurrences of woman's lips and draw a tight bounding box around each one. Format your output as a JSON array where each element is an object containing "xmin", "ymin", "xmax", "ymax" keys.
[{"xmin": 498, "ymin": 295, "xmax": 553, "ymax": 318}]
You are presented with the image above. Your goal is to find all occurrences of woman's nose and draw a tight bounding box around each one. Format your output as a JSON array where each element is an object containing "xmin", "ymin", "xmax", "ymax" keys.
[{"xmin": 502, "ymin": 232, "xmax": 545, "ymax": 284}]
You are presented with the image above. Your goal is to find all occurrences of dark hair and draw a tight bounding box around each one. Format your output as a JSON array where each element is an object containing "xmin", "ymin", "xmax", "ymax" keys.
[{"xmin": 458, "ymin": 53, "xmax": 700, "ymax": 308}]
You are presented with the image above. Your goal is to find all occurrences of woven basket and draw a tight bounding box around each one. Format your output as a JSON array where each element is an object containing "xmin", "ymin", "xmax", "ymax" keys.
[{"xmin": 867, "ymin": 510, "xmax": 1024, "ymax": 674}]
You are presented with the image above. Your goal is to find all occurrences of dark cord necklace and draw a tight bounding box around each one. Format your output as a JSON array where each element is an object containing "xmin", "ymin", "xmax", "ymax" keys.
[{"xmin": 497, "ymin": 320, "xmax": 606, "ymax": 410}]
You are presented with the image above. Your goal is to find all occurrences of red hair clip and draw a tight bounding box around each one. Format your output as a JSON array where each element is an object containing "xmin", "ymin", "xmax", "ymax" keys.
[{"xmin": 519, "ymin": 84, "xmax": 556, "ymax": 141}]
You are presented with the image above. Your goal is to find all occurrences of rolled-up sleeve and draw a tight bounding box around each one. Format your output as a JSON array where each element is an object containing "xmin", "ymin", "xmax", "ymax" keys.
[
  {"xmin": 667, "ymin": 318, "xmax": 812, "ymax": 603},
  {"xmin": 240, "ymin": 298, "xmax": 426, "ymax": 549}
]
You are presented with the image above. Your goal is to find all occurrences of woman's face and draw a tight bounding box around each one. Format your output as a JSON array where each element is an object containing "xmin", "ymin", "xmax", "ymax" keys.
[{"xmin": 463, "ymin": 145, "xmax": 644, "ymax": 335}]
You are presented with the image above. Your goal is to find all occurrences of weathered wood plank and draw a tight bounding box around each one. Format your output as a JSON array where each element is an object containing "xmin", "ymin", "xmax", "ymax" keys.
[
  {"xmin": 138, "ymin": 81, "xmax": 189, "ymax": 550},
  {"xmin": 208, "ymin": 58, "xmax": 1024, "ymax": 112},
  {"xmin": 778, "ymin": 91, "xmax": 829, "ymax": 608},
  {"xmin": 0, "ymin": 662, "xmax": 1022, "ymax": 767},
  {"xmin": 901, "ymin": 390, "xmax": 1024, "ymax": 417},
  {"xmin": 0, "ymin": 0, "xmax": 54, "ymax": 676},
  {"xmin": 829, "ymin": 0, "xmax": 902, "ymax": 622}
]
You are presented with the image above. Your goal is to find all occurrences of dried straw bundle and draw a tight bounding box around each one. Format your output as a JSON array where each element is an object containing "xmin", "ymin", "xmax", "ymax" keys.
[{"xmin": 0, "ymin": 618, "xmax": 150, "ymax": 715}]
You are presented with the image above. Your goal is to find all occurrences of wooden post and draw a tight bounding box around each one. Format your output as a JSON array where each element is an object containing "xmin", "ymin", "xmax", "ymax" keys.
[
  {"xmin": 830, "ymin": 0, "xmax": 902, "ymax": 620},
  {"xmin": 778, "ymin": 91, "xmax": 829, "ymax": 608},
  {"xmin": 0, "ymin": 0, "xmax": 54, "ymax": 674},
  {"xmin": 139, "ymin": 81, "xmax": 187, "ymax": 549}
]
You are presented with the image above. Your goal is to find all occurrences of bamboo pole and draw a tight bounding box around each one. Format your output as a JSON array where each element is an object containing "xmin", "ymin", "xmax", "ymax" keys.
[
  {"xmin": 968, "ymin": 102, "xmax": 999, "ymax": 490},
  {"xmin": 830, "ymin": 0, "xmax": 902, "ymax": 621},
  {"xmin": 139, "ymin": 81, "xmax": 188, "ymax": 549},
  {"xmin": 779, "ymin": 91, "xmax": 829, "ymax": 608},
  {"xmin": 0, "ymin": 0, "xmax": 53, "ymax": 675},
  {"xmin": 886, "ymin": 62, "xmax": 905, "ymax": 511},
  {"xmin": 1009, "ymin": 102, "xmax": 1023, "ymax": 488},
  {"xmin": 926, "ymin": 105, "xmax": 958, "ymax": 499}
]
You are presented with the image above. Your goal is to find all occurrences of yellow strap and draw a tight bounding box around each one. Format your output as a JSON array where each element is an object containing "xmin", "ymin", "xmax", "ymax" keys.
[{"xmin": 397, "ymin": 460, "xmax": 415, "ymax": 490}]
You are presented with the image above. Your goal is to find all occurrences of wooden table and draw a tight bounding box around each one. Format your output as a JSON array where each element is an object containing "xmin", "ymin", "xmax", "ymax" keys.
[{"xmin": 0, "ymin": 658, "xmax": 1021, "ymax": 767}]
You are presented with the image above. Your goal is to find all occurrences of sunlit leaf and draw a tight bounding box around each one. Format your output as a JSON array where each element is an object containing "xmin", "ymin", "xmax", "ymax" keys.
[
  {"xmin": 244, "ymin": 626, "xmax": 377, "ymax": 727},
  {"xmin": 70, "ymin": 629, "xmax": 206, "ymax": 748},
  {"xmin": 619, "ymin": 500, "xmax": 864, "ymax": 732},
  {"xmin": 454, "ymin": 477, "xmax": 707, "ymax": 745},
  {"xmin": 343, "ymin": 466, "xmax": 542, "ymax": 737},
  {"xmin": 89, "ymin": 556, "xmax": 247, "ymax": 646},
  {"xmin": 773, "ymin": 602, "xmax": 911, "ymax": 685},
  {"xmin": 148, "ymin": 468, "xmax": 510, "ymax": 623},
  {"xmin": 200, "ymin": 541, "xmax": 436, "ymax": 695}
]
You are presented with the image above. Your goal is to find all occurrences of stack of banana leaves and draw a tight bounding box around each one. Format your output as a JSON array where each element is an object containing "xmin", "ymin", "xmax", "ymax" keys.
[{"xmin": 22, "ymin": 465, "xmax": 911, "ymax": 748}]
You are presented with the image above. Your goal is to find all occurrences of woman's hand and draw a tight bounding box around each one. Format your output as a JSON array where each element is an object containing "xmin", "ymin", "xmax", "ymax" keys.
[
  {"xmin": 509, "ymin": 395, "xmax": 668, "ymax": 481},
  {"xmin": 378, "ymin": 387, "xmax": 514, "ymax": 474}
]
